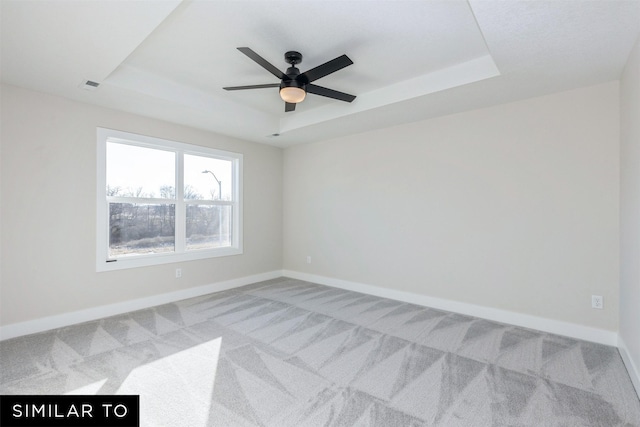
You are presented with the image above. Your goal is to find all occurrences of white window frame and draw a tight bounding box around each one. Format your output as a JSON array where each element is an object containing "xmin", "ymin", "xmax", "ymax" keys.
[{"xmin": 96, "ymin": 128, "xmax": 243, "ymax": 272}]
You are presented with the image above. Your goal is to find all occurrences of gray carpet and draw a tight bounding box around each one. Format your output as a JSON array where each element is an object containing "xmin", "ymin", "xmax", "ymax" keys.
[{"xmin": 1, "ymin": 277, "xmax": 639, "ymax": 426}]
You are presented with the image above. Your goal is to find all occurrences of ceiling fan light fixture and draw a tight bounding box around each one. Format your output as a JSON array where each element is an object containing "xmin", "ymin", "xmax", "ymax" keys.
[{"xmin": 280, "ymin": 86, "xmax": 306, "ymax": 103}]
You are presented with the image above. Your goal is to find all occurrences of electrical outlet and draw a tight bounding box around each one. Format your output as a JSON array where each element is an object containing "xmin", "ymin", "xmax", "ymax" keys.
[
  {"xmin": 306, "ymin": 256, "xmax": 311, "ymax": 264},
  {"xmin": 592, "ymin": 295, "xmax": 603, "ymax": 309},
  {"xmin": 175, "ymin": 268, "xmax": 182, "ymax": 279}
]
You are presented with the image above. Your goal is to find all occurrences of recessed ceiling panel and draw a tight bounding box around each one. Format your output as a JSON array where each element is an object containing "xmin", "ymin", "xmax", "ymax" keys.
[
  {"xmin": 2, "ymin": 0, "xmax": 639, "ymax": 146},
  {"xmin": 113, "ymin": 0, "xmax": 491, "ymax": 116}
]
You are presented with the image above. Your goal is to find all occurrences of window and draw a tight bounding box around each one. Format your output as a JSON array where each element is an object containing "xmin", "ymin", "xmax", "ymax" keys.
[{"xmin": 96, "ymin": 128, "xmax": 242, "ymax": 271}]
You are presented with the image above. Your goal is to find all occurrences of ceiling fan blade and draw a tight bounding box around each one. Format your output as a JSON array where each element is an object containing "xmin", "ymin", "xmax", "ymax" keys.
[
  {"xmin": 307, "ymin": 84, "xmax": 356, "ymax": 102},
  {"xmin": 285, "ymin": 102, "xmax": 296, "ymax": 112},
  {"xmin": 301, "ymin": 54, "xmax": 353, "ymax": 83},
  {"xmin": 237, "ymin": 47, "xmax": 286, "ymax": 80},
  {"xmin": 223, "ymin": 83, "xmax": 280, "ymax": 91}
]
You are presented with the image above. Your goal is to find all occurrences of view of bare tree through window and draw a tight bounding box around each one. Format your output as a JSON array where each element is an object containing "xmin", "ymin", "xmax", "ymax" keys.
[{"xmin": 108, "ymin": 201, "xmax": 176, "ymax": 256}]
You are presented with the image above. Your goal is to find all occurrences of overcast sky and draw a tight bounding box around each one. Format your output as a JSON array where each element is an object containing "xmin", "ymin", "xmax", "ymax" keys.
[{"xmin": 106, "ymin": 142, "xmax": 233, "ymax": 200}]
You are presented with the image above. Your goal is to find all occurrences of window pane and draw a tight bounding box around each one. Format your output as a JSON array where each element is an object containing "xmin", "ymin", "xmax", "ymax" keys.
[
  {"xmin": 184, "ymin": 154, "xmax": 233, "ymax": 201},
  {"xmin": 109, "ymin": 203, "xmax": 175, "ymax": 257},
  {"xmin": 186, "ymin": 205, "xmax": 232, "ymax": 250},
  {"xmin": 107, "ymin": 142, "xmax": 175, "ymax": 199}
]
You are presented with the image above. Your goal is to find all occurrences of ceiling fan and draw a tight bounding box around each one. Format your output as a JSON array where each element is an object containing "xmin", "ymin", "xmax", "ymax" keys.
[{"xmin": 223, "ymin": 47, "xmax": 356, "ymax": 112}]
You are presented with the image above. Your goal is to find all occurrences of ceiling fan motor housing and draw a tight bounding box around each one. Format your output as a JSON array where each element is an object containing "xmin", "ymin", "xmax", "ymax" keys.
[{"xmin": 280, "ymin": 78, "xmax": 306, "ymax": 91}]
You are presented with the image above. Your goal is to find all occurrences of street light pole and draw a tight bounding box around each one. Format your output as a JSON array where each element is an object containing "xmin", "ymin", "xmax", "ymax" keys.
[
  {"xmin": 201, "ymin": 170, "xmax": 222, "ymax": 200},
  {"xmin": 202, "ymin": 170, "xmax": 223, "ymax": 246}
]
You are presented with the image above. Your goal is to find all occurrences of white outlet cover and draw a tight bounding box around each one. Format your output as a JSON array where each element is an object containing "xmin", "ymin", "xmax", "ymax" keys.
[{"xmin": 591, "ymin": 295, "xmax": 603, "ymax": 309}]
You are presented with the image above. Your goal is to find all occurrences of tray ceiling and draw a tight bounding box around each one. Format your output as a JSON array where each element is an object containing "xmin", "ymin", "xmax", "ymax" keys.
[{"xmin": 2, "ymin": 0, "xmax": 639, "ymax": 147}]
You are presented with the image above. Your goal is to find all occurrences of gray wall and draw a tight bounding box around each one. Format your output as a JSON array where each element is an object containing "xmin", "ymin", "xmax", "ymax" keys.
[
  {"xmin": 0, "ymin": 74, "xmax": 629, "ymax": 342},
  {"xmin": 620, "ymin": 34, "xmax": 640, "ymax": 388},
  {"xmin": 0, "ymin": 84, "xmax": 283, "ymax": 326},
  {"xmin": 283, "ymin": 82, "xmax": 620, "ymax": 331}
]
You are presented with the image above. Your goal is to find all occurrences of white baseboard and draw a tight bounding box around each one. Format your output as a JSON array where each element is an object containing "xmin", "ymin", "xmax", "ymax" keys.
[
  {"xmin": 618, "ymin": 335, "xmax": 640, "ymax": 398},
  {"xmin": 282, "ymin": 270, "xmax": 618, "ymax": 346},
  {"xmin": 2, "ymin": 269, "xmax": 620, "ymax": 349},
  {"xmin": 0, "ymin": 270, "xmax": 283, "ymax": 341}
]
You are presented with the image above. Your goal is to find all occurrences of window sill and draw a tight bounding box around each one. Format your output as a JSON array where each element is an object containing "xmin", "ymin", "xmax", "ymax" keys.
[{"xmin": 96, "ymin": 247, "xmax": 243, "ymax": 272}]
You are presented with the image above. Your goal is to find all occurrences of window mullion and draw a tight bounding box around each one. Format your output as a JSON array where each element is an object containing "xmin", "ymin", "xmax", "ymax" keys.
[
  {"xmin": 183, "ymin": 200, "xmax": 234, "ymax": 206},
  {"xmin": 107, "ymin": 196, "xmax": 175, "ymax": 205},
  {"xmin": 175, "ymin": 150, "xmax": 186, "ymax": 253},
  {"xmin": 232, "ymin": 157, "xmax": 241, "ymax": 248}
]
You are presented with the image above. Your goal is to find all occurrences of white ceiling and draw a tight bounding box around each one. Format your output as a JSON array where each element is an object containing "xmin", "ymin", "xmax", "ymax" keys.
[{"xmin": 2, "ymin": 0, "xmax": 639, "ymax": 147}]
